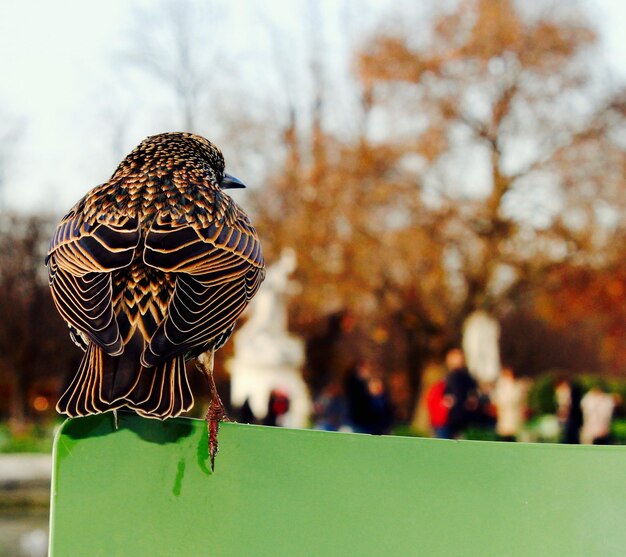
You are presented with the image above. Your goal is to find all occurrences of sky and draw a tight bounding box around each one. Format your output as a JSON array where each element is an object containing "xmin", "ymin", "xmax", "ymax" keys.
[{"xmin": 0, "ymin": 0, "xmax": 624, "ymax": 215}]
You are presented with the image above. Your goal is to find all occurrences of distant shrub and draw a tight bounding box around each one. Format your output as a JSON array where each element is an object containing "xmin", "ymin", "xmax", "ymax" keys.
[
  {"xmin": 0, "ymin": 422, "xmax": 55, "ymax": 453},
  {"xmin": 527, "ymin": 372, "xmax": 558, "ymax": 416}
]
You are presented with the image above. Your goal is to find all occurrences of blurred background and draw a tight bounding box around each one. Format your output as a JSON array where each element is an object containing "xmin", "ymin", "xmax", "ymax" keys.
[{"xmin": 0, "ymin": 0, "xmax": 624, "ymax": 553}]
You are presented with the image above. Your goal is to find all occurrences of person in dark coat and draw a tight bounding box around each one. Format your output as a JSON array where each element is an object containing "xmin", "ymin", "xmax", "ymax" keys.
[
  {"xmin": 556, "ymin": 378, "xmax": 583, "ymax": 444},
  {"xmin": 344, "ymin": 360, "xmax": 394, "ymax": 435},
  {"xmin": 443, "ymin": 348, "xmax": 478, "ymax": 439}
]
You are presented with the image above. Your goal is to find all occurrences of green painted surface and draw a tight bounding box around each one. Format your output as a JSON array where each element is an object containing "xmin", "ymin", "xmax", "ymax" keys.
[{"xmin": 50, "ymin": 413, "xmax": 626, "ymax": 556}]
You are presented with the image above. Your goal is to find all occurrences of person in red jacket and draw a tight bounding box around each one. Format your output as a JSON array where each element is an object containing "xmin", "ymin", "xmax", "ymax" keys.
[{"xmin": 426, "ymin": 379, "xmax": 450, "ymax": 438}]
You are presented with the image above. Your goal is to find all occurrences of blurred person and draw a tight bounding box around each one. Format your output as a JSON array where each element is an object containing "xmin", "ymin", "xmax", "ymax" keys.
[
  {"xmin": 313, "ymin": 381, "xmax": 348, "ymax": 432},
  {"xmin": 426, "ymin": 378, "xmax": 450, "ymax": 438},
  {"xmin": 344, "ymin": 360, "xmax": 394, "ymax": 435},
  {"xmin": 443, "ymin": 348, "xmax": 478, "ymax": 439},
  {"xmin": 411, "ymin": 361, "xmax": 446, "ymax": 435},
  {"xmin": 555, "ymin": 377, "xmax": 583, "ymax": 444},
  {"xmin": 492, "ymin": 366, "xmax": 529, "ymax": 441},
  {"xmin": 262, "ymin": 389, "xmax": 290, "ymax": 427},
  {"xmin": 366, "ymin": 376, "xmax": 394, "ymax": 435},
  {"xmin": 580, "ymin": 385, "xmax": 616, "ymax": 445},
  {"xmin": 344, "ymin": 360, "xmax": 373, "ymax": 433},
  {"xmin": 474, "ymin": 381, "xmax": 497, "ymax": 430},
  {"xmin": 238, "ymin": 398, "xmax": 257, "ymax": 425}
]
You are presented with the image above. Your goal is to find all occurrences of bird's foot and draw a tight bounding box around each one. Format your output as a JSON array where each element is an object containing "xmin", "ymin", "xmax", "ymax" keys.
[{"xmin": 207, "ymin": 399, "xmax": 227, "ymax": 472}]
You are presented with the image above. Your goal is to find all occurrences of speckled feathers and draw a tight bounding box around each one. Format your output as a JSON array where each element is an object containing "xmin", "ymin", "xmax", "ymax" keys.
[{"xmin": 46, "ymin": 132, "xmax": 265, "ymax": 419}]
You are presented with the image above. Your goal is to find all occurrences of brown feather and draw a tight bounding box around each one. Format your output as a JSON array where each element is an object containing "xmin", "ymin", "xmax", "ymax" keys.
[{"xmin": 48, "ymin": 132, "xmax": 265, "ymax": 419}]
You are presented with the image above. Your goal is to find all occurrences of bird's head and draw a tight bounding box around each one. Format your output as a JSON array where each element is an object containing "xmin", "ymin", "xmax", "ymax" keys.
[{"xmin": 116, "ymin": 132, "xmax": 246, "ymax": 190}]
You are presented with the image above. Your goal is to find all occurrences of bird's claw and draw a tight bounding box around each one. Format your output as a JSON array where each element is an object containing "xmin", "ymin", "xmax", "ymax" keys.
[{"xmin": 207, "ymin": 400, "xmax": 226, "ymax": 472}]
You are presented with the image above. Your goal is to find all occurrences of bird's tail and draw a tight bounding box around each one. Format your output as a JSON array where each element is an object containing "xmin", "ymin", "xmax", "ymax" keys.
[
  {"xmin": 57, "ymin": 342, "xmax": 134, "ymax": 416},
  {"xmin": 57, "ymin": 341, "xmax": 194, "ymax": 419},
  {"xmin": 124, "ymin": 356, "xmax": 194, "ymax": 419}
]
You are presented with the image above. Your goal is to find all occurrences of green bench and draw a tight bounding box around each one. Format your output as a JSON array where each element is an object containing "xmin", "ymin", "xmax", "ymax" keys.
[{"xmin": 49, "ymin": 413, "xmax": 626, "ymax": 556}]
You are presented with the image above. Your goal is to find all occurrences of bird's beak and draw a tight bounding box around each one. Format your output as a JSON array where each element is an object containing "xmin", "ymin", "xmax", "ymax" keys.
[{"xmin": 221, "ymin": 173, "xmax": 246, "ymax": 189}]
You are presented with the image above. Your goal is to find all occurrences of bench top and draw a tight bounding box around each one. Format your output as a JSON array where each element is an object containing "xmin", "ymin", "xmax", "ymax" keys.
[{"xmin": 49, "ymin": 412, "xmax": 626, "ymax": 556}]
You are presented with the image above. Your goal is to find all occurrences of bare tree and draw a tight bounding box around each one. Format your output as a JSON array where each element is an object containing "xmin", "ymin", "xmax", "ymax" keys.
[
  {"xmin": 0, "ymin": 110, "xmax": 23, "ymax": 210},
  {"xmin": 0, "ymin": 215, "xmax": 77, "ymax": 423},
  {"xmin": 123, "ymin": 0, "xmax": 223, "ymax": 132}
]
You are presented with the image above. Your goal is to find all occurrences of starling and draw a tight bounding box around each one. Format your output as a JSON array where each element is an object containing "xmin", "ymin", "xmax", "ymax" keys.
[{"xmin": 46, "ymin": 132, "xmax": 265, "ymax": 469}]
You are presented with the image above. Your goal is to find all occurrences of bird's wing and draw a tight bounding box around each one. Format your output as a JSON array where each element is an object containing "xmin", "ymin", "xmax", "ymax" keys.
[
  {"xmin": 141, "ymin": 210, "xmax": 264, "ymax": 366},
  {"xmin": 46, "ymin": 211, "xmax": 141, "ymax": 355}
]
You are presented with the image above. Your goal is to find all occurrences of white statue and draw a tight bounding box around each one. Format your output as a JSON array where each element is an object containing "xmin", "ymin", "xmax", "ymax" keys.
[
  {"xmin": 462, "ymin": 311, "xmax": 501, "ymax": 383},
  {"xmin": 227, "ymin": 248, "xmax": 311, "ymax": 427}
]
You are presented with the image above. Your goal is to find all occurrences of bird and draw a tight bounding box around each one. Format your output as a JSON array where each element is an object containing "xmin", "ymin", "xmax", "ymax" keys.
[{"xmin": 46, "ymin": 132, "xmax": 265, "ymax": 470}]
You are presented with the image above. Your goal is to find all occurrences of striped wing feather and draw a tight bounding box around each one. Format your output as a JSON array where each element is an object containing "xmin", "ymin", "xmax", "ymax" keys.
[
  {"xmin": 47, "ymin": 213, "xmax": 140, "ymax": 356},
  {"xmin": 141, "ymin": 211, "xmax": 264, "ymax": 366}
]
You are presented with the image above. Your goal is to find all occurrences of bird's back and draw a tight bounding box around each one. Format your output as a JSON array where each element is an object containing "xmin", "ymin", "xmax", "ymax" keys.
[{"xmin": 47, "ymin": 132, "xmax": 265, "ymax": 419}]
